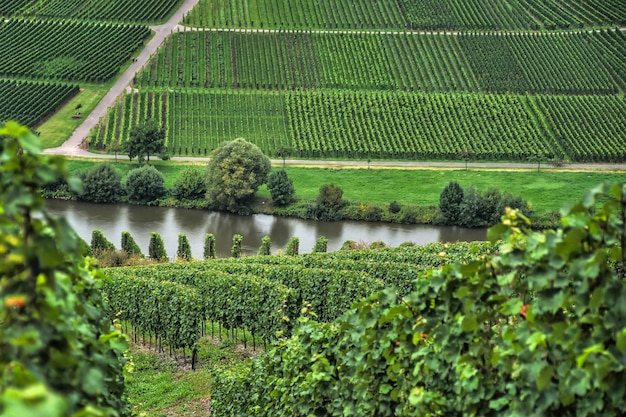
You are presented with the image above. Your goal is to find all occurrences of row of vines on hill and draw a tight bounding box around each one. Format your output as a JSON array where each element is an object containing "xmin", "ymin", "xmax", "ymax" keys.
[
  {"xmin": 89, "ymin": 89, "xmax": 626, "ymax": 162},
  {"xmin": 0, "ymin": 80, "xmax": 78, "ymax": 127},
  {"xmin": 1, "ymin": 0, "xmax": 180, "ymax": 22},
  {"xmin": 134, "ymin": 29, "xmax": 626, "ymax": 94},
  {"xmin": 182, "ymin": 0, "xmax": 625, "ymax": 30},
  {"xmin": 183, "ymin": 0, "xmax": 407, "ymax": 30},
  {"xmin": 0, "ymin": 19, "xmax": 149, "ymax": 82},
  {"xmin": 102, "ymin": 242, "xmax": 495, "ymax": 353},
  {"xmin": 211, "ymin": 184, "xmax": 626, "ymax": 416}
]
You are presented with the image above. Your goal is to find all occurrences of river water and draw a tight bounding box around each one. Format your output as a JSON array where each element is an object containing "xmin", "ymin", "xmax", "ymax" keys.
[{"xmin": 45, "ymin": 199, "xmax": 487, "ymax": 259}]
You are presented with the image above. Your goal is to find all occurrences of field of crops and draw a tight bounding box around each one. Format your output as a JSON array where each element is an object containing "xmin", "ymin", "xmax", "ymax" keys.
[
  {"xmin": 102, "ymin": 242, "xmax": 496, "ymax": 353},
  {"xmin": 0, "ymin": 19, "xmax": 149, "ymax": 82},
  {"xmin": 183, "ymin": 0, "xmax": 625, "ymax": 30},
  {"xmin": 1, "ymin": 0, "xmax": 181, "ymax": 22},
  {"xmin": 134, "ymin": 30, "xmax": 625, "ymax": 94},
  {"xmin": 90, "ymin": 89, "xmax": 626, "ymax": 162},
  {"xmin": 0, "ymin": 80, "xmax": 78, "ymax": 127}
]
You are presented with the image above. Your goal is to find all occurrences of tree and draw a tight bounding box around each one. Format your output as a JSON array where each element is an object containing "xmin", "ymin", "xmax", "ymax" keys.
[
  {"xmin": 206, "ymin": 138, "xmax": 271, "ymax": 214},
  {"xmin": 317, "ymin": 183, "xmax": 344, "ymax": 210},
  {"xmin": 173, "ymin": 166, "xmax": 206, "ymax": 200},
  {"xmin": 267, "ymin": 170, "xmax": 295, "ymax": 206},
  {"xmin": 275, "ymin": 146, "xmax": 294, "ymax": 168},
  {"xmin": 125, "ymin": 165, "xmax": 166, "ymax": 203},
  {"xmin": 0, "ymin": 121, "xmax": 129, "ymax": 416},
  {"xmin": 124, "ymin": 119, "xmax": 168, "ymax": 164},
  {"xmin": 81, "ymin": 163, "xmax": 122, "ymax": 203},
  {"xmin": 439, "ymin": 181, "xmax": 464, "ymax": 225}
]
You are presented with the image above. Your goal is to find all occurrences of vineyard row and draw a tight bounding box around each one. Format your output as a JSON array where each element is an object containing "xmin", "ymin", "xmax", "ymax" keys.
[
  {"xmin": 1, "ymin": 0, "xmax": 181, "ymax": 23},
  {"xmin": 135, "ymin": 29, "xmax": 626, "ymax": 95},
  {"xmin": 102, "ymin": 242, "xmax": 493, "ymax": 352},
  {"xmin": 0, "ymin": 79, "xmax": 78, "ymax": 127},
  {"xmin": 0, "ymin": 19, "xmax": 149, "ymax": 82},
  {"xmin": 90, "ymin": 89, "xmax": 626, "ymax": 163},
  {"xmin": 183, "ymin": 0, "xmax": 626, "ymax": 30}
]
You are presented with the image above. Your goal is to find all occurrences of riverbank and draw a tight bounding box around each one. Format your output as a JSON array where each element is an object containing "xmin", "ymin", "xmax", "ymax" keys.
[{"xmin": 55, "ymin": 158, "xmax": 626, "ymax": 223}]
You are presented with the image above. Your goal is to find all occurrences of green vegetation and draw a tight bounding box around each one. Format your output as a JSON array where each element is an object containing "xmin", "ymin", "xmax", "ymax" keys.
[
  {"xmin": 0, "ymin": 20, "xmax": 149, "ymax": 82},
  {"xmin": 0, "ymin": 122, "xmax": 129, "ymax": 416},
  {"xmin": 57, "ymin": 158, "xmax": 626, "ymax": 215},
  {"xmin": 205, "ymin": 138, "xmax": 271, "ymax": 214},
  {"xmin": 91, "ymin": 89, "xmax": 626, "ymax": 162},
  {"xmin": 183, "ymin": 0, "xmax": 625, "ymax": 30},
  {"xmin": 2, "ymin": 0, "xmax": 181, "ymax": 22},
  {"xmin": 0, "ymin": 80, "xmax": 78, "ymax": 127},
  {"xmin": 212, "ymin": 183, "xmax": 626, "ymax": 416},
  {"xmin": 135, "ymin": 30, "xmax": 625, "ymax": 94}
]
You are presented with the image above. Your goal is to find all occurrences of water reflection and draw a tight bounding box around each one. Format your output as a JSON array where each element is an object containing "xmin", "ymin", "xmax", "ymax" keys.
[{"xmin": 45, "ymin": 199, "xmax": 487, "ymax": 258}]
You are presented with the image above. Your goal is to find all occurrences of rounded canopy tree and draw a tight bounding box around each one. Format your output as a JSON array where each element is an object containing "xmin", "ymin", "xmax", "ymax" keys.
[{"xmin": 206, "ymin": 138, "xmax": 271, "ymax": 214}]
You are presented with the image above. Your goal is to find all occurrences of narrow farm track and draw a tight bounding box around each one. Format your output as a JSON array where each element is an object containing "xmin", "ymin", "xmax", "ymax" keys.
[
  {"xmin": 43, "ymin": 0, "xmax": 201, "ymax": 157},
  {"xmin": 42, "ymin": 0, "xmax": 626, "ymax": 171}
]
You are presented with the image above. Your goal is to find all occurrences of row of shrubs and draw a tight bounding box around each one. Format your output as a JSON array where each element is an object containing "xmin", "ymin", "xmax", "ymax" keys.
[{"xmin": 88, "ymin": 229, "xmax": 332, "ymax": 267}]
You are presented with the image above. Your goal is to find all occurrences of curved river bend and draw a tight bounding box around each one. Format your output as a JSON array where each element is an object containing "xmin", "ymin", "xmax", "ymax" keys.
[{"xmin": 46, "ymin": 199, "xmax": 487, "ymax": 259}]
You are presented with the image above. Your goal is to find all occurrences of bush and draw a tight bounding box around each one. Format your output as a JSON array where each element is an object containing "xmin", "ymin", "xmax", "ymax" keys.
[
  {"xmin": 458, "ymin": 185, "xmax": 484, "ymax": 227},
  {"xmin": 316, "ymin": 183, "xmax": 344, "ymax": 210},
  {"xmin": 388, "ymin": 201, "xmax": 401, "ymax": 214},
  {"xmin": 121, "ymin": 231, "xmax": 143, "ymax": 258},
  {"xmin": 91, "ymin": 229, "xmax": 116, "ymax": 257},
  {"xmin": 258, "ymin": 236, "xmax": 271, "ymax": 256},
  {"xmin": 231, "ymin": 234, "xmax": 243, "ymax": 258},
  {"xmin": 204, "ymin": 233, "xmax": 216, "ymax": 259},
  {"xmin": 125, "ymin": 165, "xmax": 166, "ymax": 203},
  {"xmin": 364, "ymin": 205, "xmax": 383, "ymax": 222},
  {"xmin": 285, "ymin": 237, "xmax": 299, "ymax": 255},
  {"xmin": 81, "ymin": 163, "xmax": 122, "ymax": 203},
  {"xmin": 312, "ymin": 236, "xmax": 328, "ymax": 253},
  {"xmin": 439, "ymin": 181, "xmax": 464, "ymax": 225},
  {"xmin": 177, "ymin": 233, "xmax": 192, "ymax": 261},
  {"xmin": 267, "ymin": 170, "xmax": 295, "ymax": 206},
  {"xmin": 148, "ymin": 232, "xmax": 167, "ymax": 261},
  {"xmin": 173, "ymin": 166, "xmax": 206, "ymax": 200}
]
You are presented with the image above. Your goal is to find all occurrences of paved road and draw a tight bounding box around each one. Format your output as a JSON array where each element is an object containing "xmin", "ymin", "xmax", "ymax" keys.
[
  {"xmin": 43, "ymin": 0, "xmax": 200, "ymax": 157},
  {"xmin": 42, "ymin": 1, "xmax": 626, "ymax": 171}
]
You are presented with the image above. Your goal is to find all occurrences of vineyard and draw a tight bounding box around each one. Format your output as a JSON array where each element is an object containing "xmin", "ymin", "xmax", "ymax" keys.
[
  {"xmin": 0, "ymin": 80, "xmax": 78, "ymax": 127},
  {"xmin": 133, "ymin": 30, "xmax": 626, "ymax": 94},
  {"xmin": 183, "ymin": 0, "xmax": 626, "ymax": 30},
  {"xmin": 102, "ymin": 241, "xmax": 496, "ymax": 358},
  {"xmin": 0, "ymin": 19, "xmax": 149, "ymax": 82},
  {"xmin": 89, "ymin": 89, "xmax": 626, "ymax": 162},
  {"xmin": 1, "ymin": 0, "xmax": 182, "ymax": 22}
]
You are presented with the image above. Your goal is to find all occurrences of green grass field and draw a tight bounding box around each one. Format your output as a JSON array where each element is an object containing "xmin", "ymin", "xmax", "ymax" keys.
[{"xmin": 64, "ymin": 158, "xmax": 626, "ymax": 214}]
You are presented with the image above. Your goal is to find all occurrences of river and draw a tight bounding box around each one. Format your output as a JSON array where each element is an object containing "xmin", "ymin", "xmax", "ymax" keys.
[{"xmin": 45, "ymin": 199, "xmax": 487, "ymax": 259}]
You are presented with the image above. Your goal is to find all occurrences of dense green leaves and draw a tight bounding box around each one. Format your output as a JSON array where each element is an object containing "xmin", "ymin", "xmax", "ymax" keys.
[
  {"xmin": 267, "ymin": 170, "xmax": 295, "ymax": 207},
  {"xmin": 206, "ymin": 138, "xmax": 271, "ymax": 214},
  {"xmin": 81, "ymin": 163, "xmax": 122, "ymax": 203},
  {"xmin": 0, "ymin": 122, "xmax": 129, "ymax": 416},
  {"xmin": 212, "ymin": 183, "xmax": 626, "ymax": 416},
  {"xmin": 125, "ymin": 165, "xmax": 166, "ymax": 203}
]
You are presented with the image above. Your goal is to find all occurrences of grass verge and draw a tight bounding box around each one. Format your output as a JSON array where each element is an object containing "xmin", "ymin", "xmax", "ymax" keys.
[
  {"xmin": 36, "ymin": 84, "xmax": 110, "ymax": 148},
  {"xmin": 63, "ymin": 158, "xmax": 626, "ymax": 214}
]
